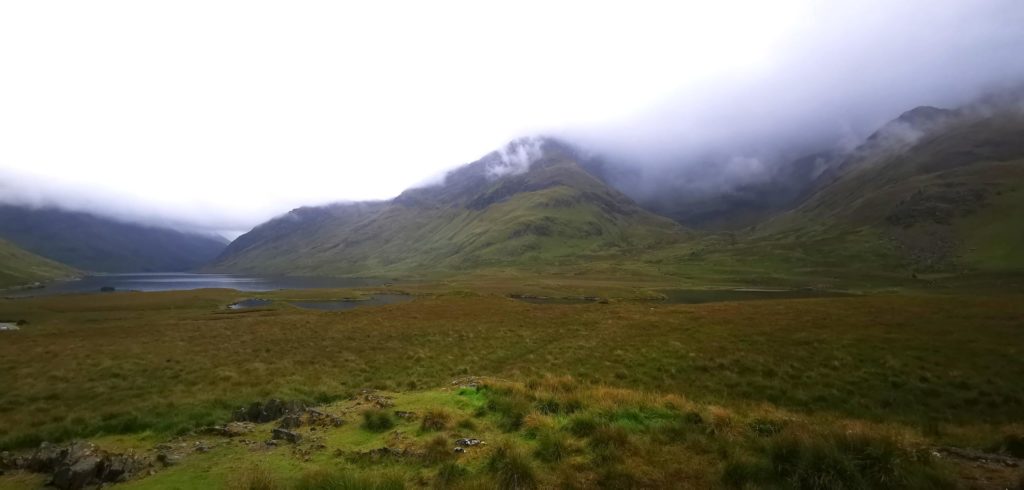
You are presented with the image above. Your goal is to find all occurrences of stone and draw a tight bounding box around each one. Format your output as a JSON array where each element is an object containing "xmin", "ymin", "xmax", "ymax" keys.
[
  {"xmin": 98, "ymin": 454, "xmax": 143, "ymax": 483},
  {"xmin": 204, "ymin": 421, "xmax": 254, "ymax": 437},
  {"xmin": 156, "ymin": 452, "xmax": 180, "ymax": 467},
  {"xmin": 27, "ymin": 442, "xmax": 64, "ymax": 472},
  {"xmin": 0, "ymin": 451, "xmax": 14, "ymax": 470},
  {"xmin": 271, "ymin": 428, "xmax": 302, "ymax": 444},
  {"xmin": 234, "ymin": 399, "xmax": 307, "ymax": 423},
  {"xmin": 455, "ymin": 438, "xmax": 482, "ymax": 447},
  {"xmin": 51, "ymin": 456, "xmax": 100, "ymax": 490},
  {"xmin": 394, "ymin": 411, "xmax": 416, "ymax": 419},
  {"xmin": 279, "ymin": 414, "xmax": 303, "ymax": 429}
]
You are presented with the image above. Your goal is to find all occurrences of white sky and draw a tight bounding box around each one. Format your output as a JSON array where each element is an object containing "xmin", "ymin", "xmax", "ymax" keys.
[{"xmin": 1, "ymin": 1, "xmax": 1022, "ymax": 236}]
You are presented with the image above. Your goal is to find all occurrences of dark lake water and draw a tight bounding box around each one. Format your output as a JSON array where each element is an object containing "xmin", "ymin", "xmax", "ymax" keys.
[
  {"xmin": 511, "ymin": 289, "xmax": 852, "ymax": 305},
  {"xmin": 289, "ymin": 294, "xmax": 413, "ymax": 311},
  {"xmin": 7, "ymin": 273, "xmax": 380, "ymax": 297},
  {"xmin": 658, "ymin": 288, "xmax": 853, "ymax": 304}
]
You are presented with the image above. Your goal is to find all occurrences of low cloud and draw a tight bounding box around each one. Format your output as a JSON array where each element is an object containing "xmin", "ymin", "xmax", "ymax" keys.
[{"xmin": 1, "ymin": 1, "xmax": 1022, "ymax": 235}]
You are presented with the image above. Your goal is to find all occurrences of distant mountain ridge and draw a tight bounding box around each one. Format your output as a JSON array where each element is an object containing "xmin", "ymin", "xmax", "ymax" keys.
[
  {"xmin": 217, "ymin": 97, "xmax": 1024, "ymax": 283},
  {"xmin": 753, "ymin": 101, "xmax": 1024, "ymax": 274},
  {"xmin": 615, "ymin": 106, "xmax": 964, "ymax": 231},
  {"xmin": 0, "ymin": 205, "xmax": 228, "ymax": 273},
  {"xmin": 212, "ymin": 138, "xmax": 686, "ymax": 276}
]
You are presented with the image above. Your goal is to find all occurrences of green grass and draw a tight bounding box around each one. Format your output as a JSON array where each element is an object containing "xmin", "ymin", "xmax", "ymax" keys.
[
  {"xmin": 0, "ymin": 238, "xmax": 77, "ymax": 289},
  {"xmin": 0, "ymin": 287, "xmax": 1022, "ymax": 487}
]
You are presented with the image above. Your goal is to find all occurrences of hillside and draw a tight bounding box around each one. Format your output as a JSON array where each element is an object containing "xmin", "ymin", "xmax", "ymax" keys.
[
  {"xmin": 213, "ymin": 139, "xmax": 687, "ymax": 276},
  {"xmin": 746, "ymin": 103, "xmax": 1024, "ymax": 275},
  {"xmin": 638, "ymin": 150, "xmax": 839, "ymax": 230},
  {"xmin": 0, "ymin": 205, "xmax": 229, "ymax": 273},
  {"xmin": 0, "ymin": 238, "xmax": 77, "ymax": 289}
]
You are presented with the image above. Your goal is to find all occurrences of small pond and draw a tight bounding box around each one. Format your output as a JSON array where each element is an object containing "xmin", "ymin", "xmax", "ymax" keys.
[
  {"xmin": 511, "ymin": 296, "xmax": 600, "ymax": 305},
  {"xmin": 228, "ymin": 299, "xmax": 273, "ymax": 310}
]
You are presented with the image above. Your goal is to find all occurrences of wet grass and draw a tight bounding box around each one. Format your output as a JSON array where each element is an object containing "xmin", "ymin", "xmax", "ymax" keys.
[{"xmin": 0, "ymin": 287, "xmax": 1022, "ymax": 486}]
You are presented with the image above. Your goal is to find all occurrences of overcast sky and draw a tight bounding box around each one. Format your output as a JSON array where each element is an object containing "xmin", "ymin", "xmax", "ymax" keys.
[{"xmin": 2, "ymin": 0, "xmax": 1023, "ymax": 237}]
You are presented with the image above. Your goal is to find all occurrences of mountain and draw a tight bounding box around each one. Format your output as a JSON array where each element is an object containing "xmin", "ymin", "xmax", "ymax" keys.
[
  {"xmin": 0, "ymin": 205, "xmax": 229, "ymax": 273},
  {"xmin": 604, "ymin": 106, "xmax": 960, "ymax": 232},
  {"xmin": 636, "ymin": 150, "xmax": 840, "ymax": 230},
  {"xmin": 212, "ymin": 138, "xmax": 687, "ymax": 276},
  {"xmin": 0, "ymin": 238, "xmax": 78, "ymax": 289},
  {"xmin": 752, "ymin": 102, "xmax": 1024, "ymax": 274}
]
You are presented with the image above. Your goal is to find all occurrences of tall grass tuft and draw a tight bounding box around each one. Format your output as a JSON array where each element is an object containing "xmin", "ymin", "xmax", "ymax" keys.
[
  {"xmin": 420, "ymin": 409, "xmax": 451, "ymax": 432},
  {"xmin": 534, "ymin": 429, "xmax": 571, "ymax": 463},
  {"xmin": 295, "ymin": 468, "xmax": 406, "ymax": 490},
  {"xmin": 724, "ymin": 428, "xmax": 955, "ymax": 489},
  {"xmin": 487, "ymin": 442, "xmax": 538, "ymax": 490},
  {"xmin": 230, "ymin": 465, "xmax": 281, "ymax": 490}
]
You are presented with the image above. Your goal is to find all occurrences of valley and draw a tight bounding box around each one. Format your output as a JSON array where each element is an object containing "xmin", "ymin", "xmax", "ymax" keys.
[{"xmin": 1, "ymin": 100, "xmax": 1023, "ymax": 489}]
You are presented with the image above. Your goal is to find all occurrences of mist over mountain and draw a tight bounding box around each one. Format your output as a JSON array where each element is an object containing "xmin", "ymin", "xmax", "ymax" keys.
[
  {"xmin": 2, "ymin": 1, "xmax": 1023, "ymax": 235},
  {"xmin": 212, "ymin": 139, "xmax": 683, "ymax": 276},
  {"xmin": 560, "ymin": 89, "xmax": 1024, "ymax": 229},
  {"xmin": 0, "ymin": 205, "xmax": 228, "ymax": 273}
]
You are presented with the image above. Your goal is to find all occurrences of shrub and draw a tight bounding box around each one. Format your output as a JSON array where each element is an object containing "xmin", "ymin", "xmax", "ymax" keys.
[
  {"xmin": 295, "ymin": 468, "xmax": 406, "ymax": 490},
  {"xmin": 420, "ymin": 409, "xmax": 451, "ymax": 432},
  {"xmin": 230, "ymin": 465, "xmax": 281, "ymax": 490},
  {"xmin": 434, "ymin": 462, "xmax": 467, "ymax": 488},
  {"xmin": 362, "ymin": 409, "xmax": 395, "ymax": 432},
  {"xmin": 588, "ymin": 426, "xmax": 631, "ymax": 465},
  {"xmin": 724, "ymin": 429, "xmax": 956, "ymax": 490},
  {"xmin": 1000, "ymin": 433, "xmax": 1024, "ymax": 458},
  {"xmin": 457, "ymin": 417, "xmax": 477, "ymax": 431},
  {"xmin": 423, "ymin": 435, "xmax": 453, "ymax": 464},
  {"xmin": 487, "ymin": 442, "xmax": 538, "ymax": 490},
  {"xmin": 487, "ymin": 390, "xmax": 531, "ymax": 432},
  {"xmin": 748, "ymin": 418, "xmax": 785, "ymax": 437},
  {"xmin": 596, "ymin": 465, "xmax": 639, "ymax": 489},
  {"xmin": 534, "ymin": 429, "xmax": 571, "ymax": 463},
  {"xmin": 566, "ymin": 413, "xmax": 601, "ymax": 437}
]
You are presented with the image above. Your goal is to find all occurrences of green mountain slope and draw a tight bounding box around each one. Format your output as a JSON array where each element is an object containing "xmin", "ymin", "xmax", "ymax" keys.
[
  {"xmin": 0, "ymin": 238, "xmax": 77, "ymax": 289},
  {"xmin": 750, "ymin": 104, "xmax": 1024, "ymax": 275},
  {"xmin": 0, "ymin": 205, "xmax": 229, "ymax": 273},
  {"xmin": 213, "ymin": 139, "xmax": 687, "ymax": 276}
]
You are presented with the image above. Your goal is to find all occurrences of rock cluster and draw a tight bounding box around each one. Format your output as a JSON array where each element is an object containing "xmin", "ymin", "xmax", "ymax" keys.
[
  {"xmin": 1, "ymin": 441, "xmax": 148, "ymax": 490},
  {"xmin": 232, "ymin": 399, "xmax": 307, "ymax": 423},
  {"xmin": 360, "ymin": 390, "xmax": 394, "ymax": 408},
  {"xmin": 271, "ymin": 428, "xmax": 303, "ymax": 444},
  {"xmin": 202, "ymin": 421, "xmax": 255, "ymax": 437}
]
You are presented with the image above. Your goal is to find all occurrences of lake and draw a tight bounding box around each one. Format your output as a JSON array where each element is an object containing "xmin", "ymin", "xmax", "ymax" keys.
[
  {"xmin": 6, "ymin": 273, "xmax": 381, "ymax": 297},
  {"xmin": 289, "ymin": 294, "xmax": 413, "ymax": 311}
]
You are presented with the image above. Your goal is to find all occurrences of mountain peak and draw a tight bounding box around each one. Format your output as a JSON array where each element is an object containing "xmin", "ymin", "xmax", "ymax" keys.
[
  {"xmin": 393, "ymin": 137, "xmax": 591, "ymax": 208},
  {"xmin": 212, "ymin": 137, "xmax": 683, "ymax": 276}
]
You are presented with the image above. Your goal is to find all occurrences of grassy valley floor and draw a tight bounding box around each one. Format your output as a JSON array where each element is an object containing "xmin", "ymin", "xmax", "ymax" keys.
[{"xmin": 0, "ymin": 286, "xmax": 1022, "ymax": 488}]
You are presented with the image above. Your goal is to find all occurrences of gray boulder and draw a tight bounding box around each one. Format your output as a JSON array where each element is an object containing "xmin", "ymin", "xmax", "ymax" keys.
[{"xmin": 271, "ymin": 428, "xmax": 302, "ymax": 444}]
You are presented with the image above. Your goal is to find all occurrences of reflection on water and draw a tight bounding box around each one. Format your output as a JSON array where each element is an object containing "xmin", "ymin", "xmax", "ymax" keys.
[
  {"xmin": 289, "ymin": 294, "xmax": 412, "ymax": 311},
  {"xmin": 228, "ymin": 299, "xmax": 273, "ymax": 309},
  {"xmin": 7, "ymin": 273, "xmax": 381, "ymax": 297}
]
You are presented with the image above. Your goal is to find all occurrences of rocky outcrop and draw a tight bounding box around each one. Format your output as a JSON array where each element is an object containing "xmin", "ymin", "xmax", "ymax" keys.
[
  {"xmin": 232, "ymin": 399, "xmax": 307, "ymax": 423},
  {"xmin": 7, "ymin": 441, "xmax": 149, "ymax": 490},
  {"xmin": 202, "ymin": 421, "xmax": 255, "ymax": 437},
  {"xmin": 271, "ymin": 428, "xmax": 302, "ymax": 444}
]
